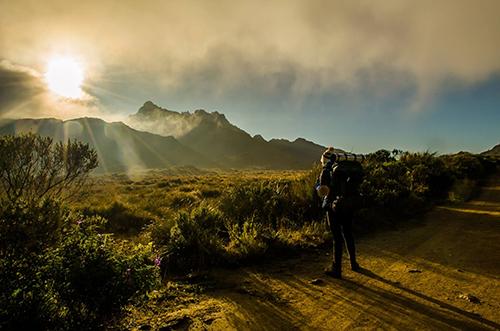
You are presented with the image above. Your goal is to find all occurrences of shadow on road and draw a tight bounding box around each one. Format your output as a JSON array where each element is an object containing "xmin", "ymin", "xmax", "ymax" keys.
[{"xmin": 357, "ymin": 268, "xmax": 500, "ymax": 330}]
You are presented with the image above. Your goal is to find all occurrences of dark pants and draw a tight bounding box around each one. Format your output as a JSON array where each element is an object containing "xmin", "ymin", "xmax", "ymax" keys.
[{"xmin": 327, "ymin": 208, "xmax": 357, "ymax": 271}]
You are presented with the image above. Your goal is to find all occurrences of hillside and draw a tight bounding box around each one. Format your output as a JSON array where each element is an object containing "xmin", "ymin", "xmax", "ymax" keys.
[
  {"xmin": 0, "ymin": 117, "xmax": 215, "ymax": 173},
  {"xmin": 128, "ymin": 101, "xmax": 328, "ymax": 169},
  {"xmin": 482, "ymin": 143, "xmax": 500, "ymax": 156}
]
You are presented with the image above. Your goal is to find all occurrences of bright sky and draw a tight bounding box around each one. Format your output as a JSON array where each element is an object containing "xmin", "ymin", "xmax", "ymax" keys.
[{"xmin": 0, "ymin": 0, "xmax": 499, "ymax": 153}]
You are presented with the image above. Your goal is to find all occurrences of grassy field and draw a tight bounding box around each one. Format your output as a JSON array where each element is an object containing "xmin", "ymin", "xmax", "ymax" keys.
[
  {"xmin": 74, "ymin": 168, "xmax": 309, "ymax": 225},
  {"xmin": 73, "ymin": 167, "xmax": 327, "ymax": 264}
]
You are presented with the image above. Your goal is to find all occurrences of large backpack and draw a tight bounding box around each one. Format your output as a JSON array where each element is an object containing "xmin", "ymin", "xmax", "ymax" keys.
[
  {"xmin": 320, "ymin": 160, "xmax": 364, "ymax": 212},
  {"xmin": 331, "ymin": 161, "xmax": 364, "ymax": 198}
]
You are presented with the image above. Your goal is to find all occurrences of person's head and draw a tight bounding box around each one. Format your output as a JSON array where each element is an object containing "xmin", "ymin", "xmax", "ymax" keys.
[{"xmin": 321, "ymin": 146, "xmax": 335, "ymax": 166}]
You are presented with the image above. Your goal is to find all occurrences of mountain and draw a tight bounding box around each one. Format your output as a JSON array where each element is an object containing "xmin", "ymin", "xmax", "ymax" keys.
[
  {"xmin": 0, "ymin": 117, "xmax": 215, "ymax": 173},
  {"xmin": 482, "ymin": 143, "xmax": 500, "ymax": 156},
  {"xmin": 0, "ymin": 102, "xmax": 334, "ymax": 171},
  {"xmin": 128, "ymin": 101, "xmax": 327, "ymax": 169}
]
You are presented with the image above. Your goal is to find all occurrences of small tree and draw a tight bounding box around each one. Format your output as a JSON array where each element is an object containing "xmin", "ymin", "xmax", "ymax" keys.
[{"xmin": 0, "ymin": 133, "xmax": 98, "ymax": 205}]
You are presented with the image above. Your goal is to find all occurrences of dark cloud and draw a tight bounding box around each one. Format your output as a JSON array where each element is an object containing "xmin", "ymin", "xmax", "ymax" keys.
[
  {"xmin": 0, "ymin": 61, "xmax": 47, "ymax": 116},
  {"xmin": 0, "ymin": 60, "xmax": 101, "ymax": 119}
]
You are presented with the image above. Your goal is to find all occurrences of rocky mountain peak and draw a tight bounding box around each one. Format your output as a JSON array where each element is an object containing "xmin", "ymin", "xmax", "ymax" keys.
[
  {"xmin": 194, "ymin": 109, "xmax": 208, "ymax": 116},
  {"xmin": 253, "ymin": 134, "xmax": 266, "ymax": 142},
  {"xmin": 138, "ymin": 100, "xmax": 160, "ymax": 113}
]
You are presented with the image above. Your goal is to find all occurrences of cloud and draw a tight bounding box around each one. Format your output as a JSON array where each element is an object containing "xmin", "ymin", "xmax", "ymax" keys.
[
  {"xmin": 1, "ymin": 0, "xmax": 500, "ymax": 111},
  {"xmin": 0, "ymin": 60, "xmax": 46, "ymax": 116},
  {"xmin": 0, "ymin": 60, "xmax": 103, "ymax": 119}
]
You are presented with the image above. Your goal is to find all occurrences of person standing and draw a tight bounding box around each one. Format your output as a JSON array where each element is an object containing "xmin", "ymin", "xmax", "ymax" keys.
[{"xmin": 317, "ymin": 147, "xmax": 364, "ymax": 278}]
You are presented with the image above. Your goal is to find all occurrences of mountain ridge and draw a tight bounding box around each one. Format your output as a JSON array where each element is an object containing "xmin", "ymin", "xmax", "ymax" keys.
[
  {"xmin": 0, "ymin": 117, "xmax": 217, "ymax": 173},
  {"xmin": 128, "ymin": 101, "xmax": 327, "ymax": 169},
  {"xmin": 0, "ymin": 101, "xmax": 334, "ymax": 171}
]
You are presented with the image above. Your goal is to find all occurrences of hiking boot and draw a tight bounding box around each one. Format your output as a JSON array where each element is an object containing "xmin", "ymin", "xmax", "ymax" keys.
[
  {"xmin": 350, "ymin": 262, "xmax": 361, "ymax": 272},
  {"xmin": 324, "ymin": 264, "xmax": 342, "ymax": 279}
]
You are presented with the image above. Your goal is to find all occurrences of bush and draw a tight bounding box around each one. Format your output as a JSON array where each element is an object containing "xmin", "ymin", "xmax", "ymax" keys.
[
  {"xmin": 0, "ymin": 202, "xmax": 159, "ymax": 330},
  {"xmin": 151, "ymin": 206, "xmax": 226, "ymax": 274},
  {"xmin": 275, "ymin": 221, "xmax": 329, "ymax": 249},
  {"xmin": 47, "ymin": 218, "xmax": 159, "ymax": 327},
  {"xmin": 81, "ymin": 201, "xmax": 153, "ymax": 235},
  {"xmin": 401, "ymin": 152, "xmax": 453, "ymax": 199},
  {"xmin": 355, "ymin": 150, "xmax": 494, "ymax": 229},
  {"xmin": 0, "ymin": 199, "xmax": 63, "ymax": 254},
  {"xmin": 286, "ymin": 164, "xmax": 324, "ymax": 225},
  {"xmin": 0, "ymin": 199, "xmax": 159, "ymax": 330},
  {"xmin": 0, "ymin": 134, "xmax": 160, "ymax": 329},
  {"xmin": 218, "ymin": 181, "xmax": 286, "ymax": 228},
  {"xmin": 169, "ymin": 191, "xmax": 198, "ymax": 208},
  {"xmin": 360, "ymin": 151, "xmax": 471, "ymax": 209},
  {"xmin": 199, "ymin": 187, "xmax": 221, "ymax": 199},
  {"xmin": 0, "ymin": 134, "xmax": 98, "ymax": 205},
  {"xmin": 443, "ymin": 152, "xmax": 484, "ymax": 180},
  {"xmin": 360, "ymin": 158, "xmax": 410, "ymax": 208},
  {"xmin": 218, "ymin": 169, "xmax": 322, "ymax": 231},
  {"xmin": 226, "ymin": 218, "xmax": 269, "ymax": 260},
  {"xmin": 356, "ymin": 151, "xmax": 452, "ymax": 228}
]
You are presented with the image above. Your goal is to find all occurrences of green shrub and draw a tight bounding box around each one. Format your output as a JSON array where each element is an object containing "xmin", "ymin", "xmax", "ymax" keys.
[
  {"xmin": 274, "ymin": 221, "xmax": 328, "ymax": 250},
  {"xmin": 0, "ymin": 247, "xmax": 61, "ymax": 330},
  {"xmin": 401, "ymin": 152, "xmax": 453, "ymax": 199},
  {"xmin": 443, "ymin": 152, "xmax": 485, "ymax": 180},
  {"xmin": 360, "ymin": 159, "xmax": 410, "ymax": 208},
  {"xmin": 170, "ymin": 192, "xmax": 198, "ymax": 208},
  {"xmin": 286, "ymin": 164, "xmax": 323, "ymax": 225},
  {"xmin": 0, "ymin": 201, "xmax": 159, "ymax": 330},
  {"xmin": 0, "ymin": 199, "xmax": 63, "ymax": 254},
  {"xmin": 218, "ymin": 173, "xmax": 321, "ymax": 230},
  {"xmin": 0, "ymin": 134, "xmax": 98, "ymax": 205},
  {"xmin": 199, "ymin": 187, "xmax": 221, "ymax": 199},
  {"xmin": 226, "ymin": 218, "xmax": 269, "ymax": 260},
  {"xmin": 366, "ymin": 149, "xmax": 394, "ymax": 163},
  {"xmin": 356, "ymin": 151, "xmax": 456, "ymax": 227},
  {"xmin": 440, "ymin": 153, "xmax": 496, "ymax": 202},
  {"xmin": 151, "ymin": 206, "xmax": 226, "ymax": 274},
  {"xmin": 80, "ymin": 201, "xmax": 152, "ymax": 235},
  {"xmin": 0, "ymin": 134, "xmax": 160, "ymax": 330},
  {"xmin": 218, "ymin": 181, "xmax": 284, "ymax": 228},
  {"xmin": 355, "ymin": 150, "xmax": 494, "ymax": 229}
]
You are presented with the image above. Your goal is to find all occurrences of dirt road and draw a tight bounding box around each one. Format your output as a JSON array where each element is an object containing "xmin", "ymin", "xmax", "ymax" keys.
[{"xmin": 136, "ymin": 175, "xmax": 500, "ymax": 330}]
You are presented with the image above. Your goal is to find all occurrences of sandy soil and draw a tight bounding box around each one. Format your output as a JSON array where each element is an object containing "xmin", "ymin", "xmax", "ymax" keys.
[{"xmin": 135, "ymin": 174, "xmax": 500, "ymax": 331}]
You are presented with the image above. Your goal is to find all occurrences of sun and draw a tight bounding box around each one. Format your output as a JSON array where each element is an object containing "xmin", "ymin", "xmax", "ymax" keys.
[{"xmin": 44, "ymin": 56, "xmax": 84, "ymax": 99}]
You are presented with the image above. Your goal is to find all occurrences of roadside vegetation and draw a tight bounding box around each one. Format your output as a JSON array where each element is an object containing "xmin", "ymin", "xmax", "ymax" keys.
[
  {"xmin": 1, "ymin": 133, "xmax": 497, "ymax": 329},
  {"xmin": 0, "ymin": 135, "xmax": 159, "ymax": 330}
]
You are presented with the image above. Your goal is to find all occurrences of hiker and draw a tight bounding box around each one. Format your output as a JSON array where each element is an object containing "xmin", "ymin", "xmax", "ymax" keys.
[{"xmin": 317, "ymin": 147, "xmax": 364, "ymax": 278}]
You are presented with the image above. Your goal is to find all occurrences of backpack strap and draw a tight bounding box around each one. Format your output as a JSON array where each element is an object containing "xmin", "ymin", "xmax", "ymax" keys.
[{"xmin": 319, "ymin": 161, "xmax": 334, "ymax": 187}]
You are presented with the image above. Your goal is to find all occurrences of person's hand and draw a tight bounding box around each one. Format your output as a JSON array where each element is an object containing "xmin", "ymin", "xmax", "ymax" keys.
[{"xmin": 317, "ymin": 185, "xmax": 330, "ymax": 197}]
